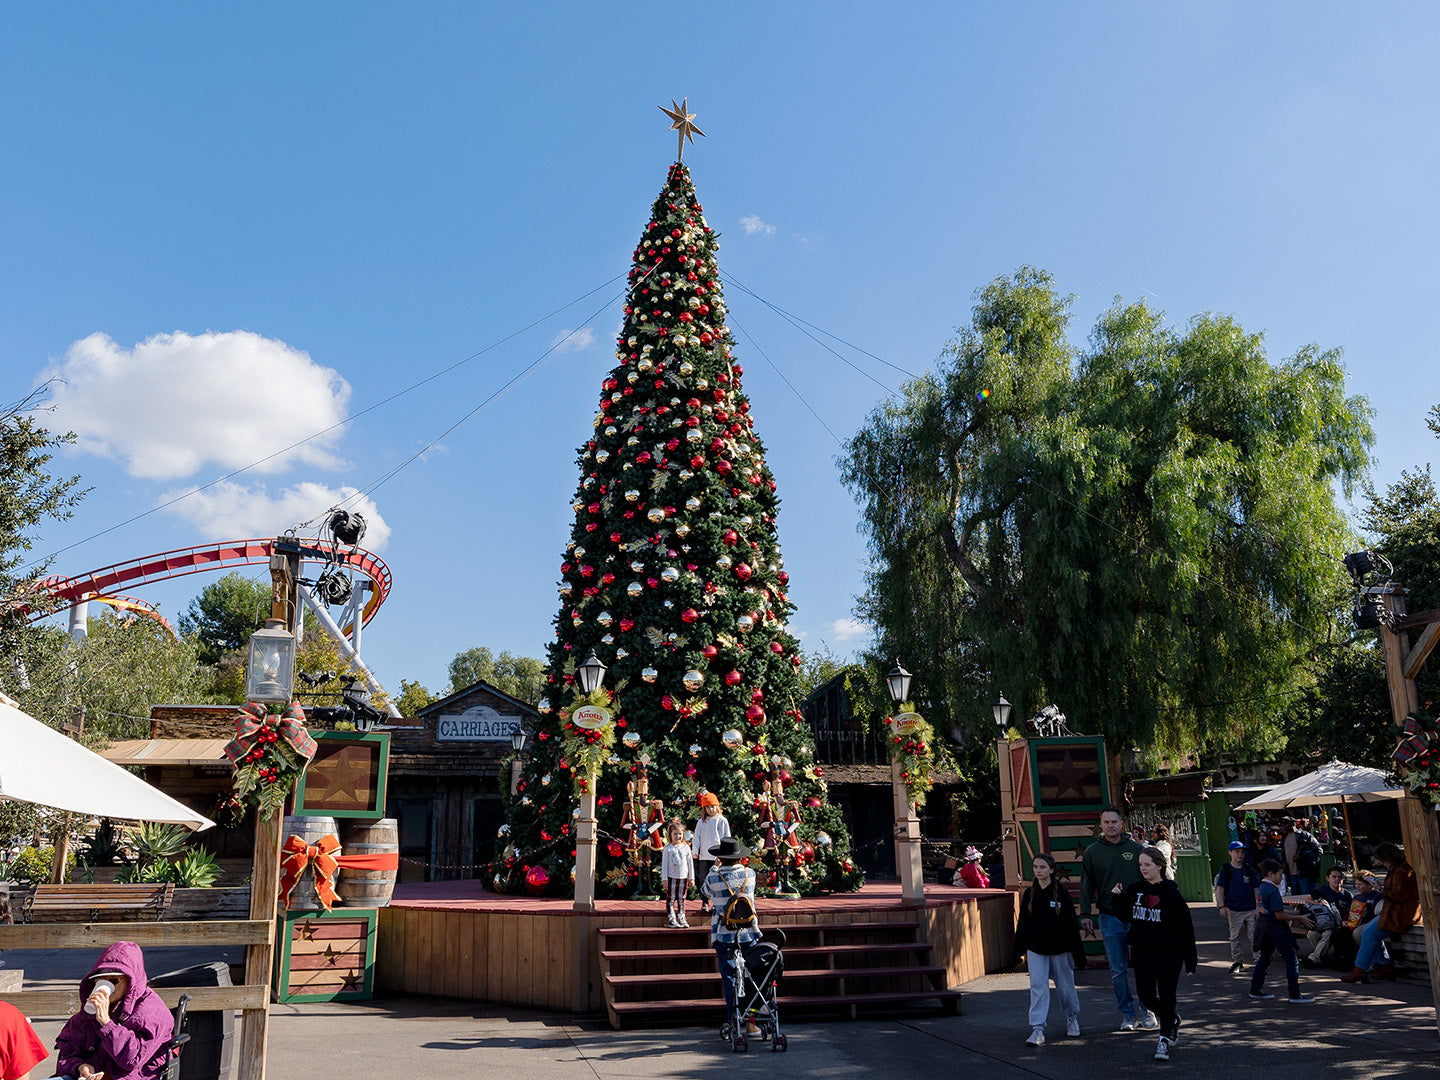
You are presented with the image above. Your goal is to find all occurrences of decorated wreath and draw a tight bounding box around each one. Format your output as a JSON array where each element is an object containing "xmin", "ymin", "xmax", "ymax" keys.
[
  {"xmin": 224, "ymin": 702, "xmax": 317, "ymax": 817},
  {"xmin": 885, "ymin": 704, "xmax": 936, "ymax": 807}
]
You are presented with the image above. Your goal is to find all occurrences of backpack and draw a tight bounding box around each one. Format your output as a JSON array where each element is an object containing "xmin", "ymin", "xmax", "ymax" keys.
[
  {"xmin": 1295, "ymin": 831, "xmax": 1323, "ymax": 875},
  {"xmin": 719, "ymin": 873, "xmax": 758, "ymax": 931},
  {"xmin": 1305, "ymin": 900, "xmax": 1339, "ymax": 932}
]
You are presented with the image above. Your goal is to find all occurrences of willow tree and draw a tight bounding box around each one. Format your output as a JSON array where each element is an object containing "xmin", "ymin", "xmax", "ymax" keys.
[{"xmin": 841, "ymin": 267, "xmax": 1374, "ymax": 758}]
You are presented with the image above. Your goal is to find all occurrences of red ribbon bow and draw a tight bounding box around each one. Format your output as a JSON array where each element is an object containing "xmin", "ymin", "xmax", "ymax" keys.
[
  {"xmin": 224, "ymin": 702, "xmax": 317, "ymax": 765},
  {"xmin": 279, "ymin": 833, "xmax": 341, "ymax": 910},
  {"xmin": 1393, "ymin": 714, "xmax": 1435, "ymax": 766}
]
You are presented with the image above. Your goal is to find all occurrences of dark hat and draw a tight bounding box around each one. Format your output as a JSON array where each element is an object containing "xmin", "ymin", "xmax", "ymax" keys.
[
  {"xmin": 708, "ymin": 836, "xmax": 751, "ymax": 860},
  {"xmin": 1228, "ymin": 841, "xmax": 1245, "ymax": 850}
]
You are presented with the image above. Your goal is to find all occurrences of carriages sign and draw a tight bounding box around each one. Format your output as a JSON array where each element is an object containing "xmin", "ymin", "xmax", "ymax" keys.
[{"xmin": 436, "ymin": 704, "xmax": 523, "ymax": 742}]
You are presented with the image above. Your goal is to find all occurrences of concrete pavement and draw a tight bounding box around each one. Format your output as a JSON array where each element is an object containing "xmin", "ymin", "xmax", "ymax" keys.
[{"xmin": 10, "ymin": 905, "xmax": 1439, "ymax": 1078}]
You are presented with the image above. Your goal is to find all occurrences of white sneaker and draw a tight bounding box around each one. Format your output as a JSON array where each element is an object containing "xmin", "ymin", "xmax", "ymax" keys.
[
  {"xmin": 1065, "ymin": 1017, "xmax": 1080, "ymax": 1037},
  {"xmin": 678, "ymin": 916, "xmax": 690, "ymax": 928},
  {"xmin": 1025, "ymin": 1026, "xmax": 1045, "ymax": 1046},
  {"xmin": 1140, "ymin": 1011, "xmax": 1160, "ymax": 1030},
  {"xmin": 666, "ymin": 915, "xmax": 678, "ymax": 928},
  {"xmin": 1153, "ymin": 1036, "xmax": 1170, "ymax": 1062},
  {"xmin": 1118, "ymin": 1017, "xmax": 1137, "ymax": 1032}
]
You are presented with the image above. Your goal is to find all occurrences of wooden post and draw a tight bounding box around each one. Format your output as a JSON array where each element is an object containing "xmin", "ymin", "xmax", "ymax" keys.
[
  {"xmin": 573, "ymin": 785, "xmax": 599, "ymax": 913},
  {"xmin": 239, "ymin": 808, "xmax": 282, "ymax": 1080},
  {"xmin": 49, "ymin": 708, "xmax": 85, "ymax": 885},
  {"xmin": 1377, "ymin": 588, "xmax": 1440, "ymax": 1038},
  {"xmin": 997, "ymin": 738, "xmax": 1019, "ymax": 891},
  {"xmin": 892, "ymin": 757, "xmax": 925, "ymax": 906}
]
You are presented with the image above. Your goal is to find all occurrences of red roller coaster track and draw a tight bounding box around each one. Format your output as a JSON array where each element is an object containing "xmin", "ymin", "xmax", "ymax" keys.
[{"xmin": 31, "ymin": 539, "xmax": 392, "ymax": 627}]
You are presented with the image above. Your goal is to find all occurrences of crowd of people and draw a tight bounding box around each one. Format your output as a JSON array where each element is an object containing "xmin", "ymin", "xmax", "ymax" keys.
[{"xmin": 1014, "ymin": 803, "xmax": 1422, "ymax": 1065}]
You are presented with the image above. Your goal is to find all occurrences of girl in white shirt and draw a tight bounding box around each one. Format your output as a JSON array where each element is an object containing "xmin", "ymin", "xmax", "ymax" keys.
[
  {"xmin": 662, "ymin": 820, "xmax": 695, "ymax": 927},
  {"xmin": 691, "ymin": 791, "xmax": 731, "ymax": 914}
]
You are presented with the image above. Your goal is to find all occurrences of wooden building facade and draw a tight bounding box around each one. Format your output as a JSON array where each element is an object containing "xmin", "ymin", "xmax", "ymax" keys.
[{"xmin": 390, "ymin": 682, "xmax": 540, "ymax": 882}]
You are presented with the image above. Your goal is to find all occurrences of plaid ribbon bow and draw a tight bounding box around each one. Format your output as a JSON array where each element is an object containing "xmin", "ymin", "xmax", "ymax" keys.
[
  {"xmin": 224, "ymin": 701, "xmax": 318, "ymax": 765},
  {"xmin": 1393, "ymin": 714, "xmax": 1435, "ymax": 766}
]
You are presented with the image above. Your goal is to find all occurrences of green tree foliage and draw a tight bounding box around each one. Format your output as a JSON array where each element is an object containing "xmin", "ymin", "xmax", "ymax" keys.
[
  {"xmin": 1287, "ymin": 414, "xmax": 1440, "ymax": 765},
  {"xmin": 502, "ymin": 162, "xmax": 862, "ymax": 896},
  {"xmin": 178, "ymin": 572, "xmax": 272, "ymax": 663},
  {"xmin": 14, "ymin": 612, "xmax": 212, "ymax": 744},
  {"xmin": 395, "ymin": 678, "xmax": 437, "ymax": 716},
  {"xmin": 841, "ymin": 267, "xmax": 1374, "ymax": 759},
  {"xmin": 446, "ymin": 646, "xmax": 544, "ymax": 703},
  {"xmin": 0, "ymin": 388, "xmax": 86, "ymax": 655}
]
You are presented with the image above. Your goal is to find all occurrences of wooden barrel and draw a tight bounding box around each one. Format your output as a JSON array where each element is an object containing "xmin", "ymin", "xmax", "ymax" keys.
[
  {"xmin": 280, "ymin": 815, "xmax": 340, "ymax": 910},
  {"xmin": 336, "ymin": 818, "xmax": 399, "ymax": 907}
]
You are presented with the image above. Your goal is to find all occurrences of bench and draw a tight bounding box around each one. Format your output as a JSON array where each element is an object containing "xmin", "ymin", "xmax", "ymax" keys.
[{"xmin": 22, "ymin": 883, "xmax": 175, "ymax": 923}]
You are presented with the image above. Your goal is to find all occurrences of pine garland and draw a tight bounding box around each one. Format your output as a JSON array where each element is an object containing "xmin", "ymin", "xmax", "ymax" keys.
[{"xmin": 885, "ymin": 705, "xmax": 937, "ymax": 807}]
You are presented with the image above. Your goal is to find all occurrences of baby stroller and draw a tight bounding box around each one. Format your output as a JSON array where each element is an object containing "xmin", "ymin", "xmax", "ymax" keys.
[{"xmin": 720, "ymin": 928, "xmax": 787, "ymax": 1053}]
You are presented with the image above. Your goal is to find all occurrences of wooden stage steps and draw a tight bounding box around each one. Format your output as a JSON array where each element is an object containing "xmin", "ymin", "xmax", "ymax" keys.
[{"xmin": 598, "ymin": 918, "xmax": 963, "ymax": 1028}]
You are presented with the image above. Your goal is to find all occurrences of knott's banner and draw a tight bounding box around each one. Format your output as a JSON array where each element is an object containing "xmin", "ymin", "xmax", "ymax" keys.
[
  {"xmin": 572, "ymin": 704, "xmax": 613, "ymax": 731},
  {"xmin": 892, "ymin": 714, "xmax": 925, "ymax": 735}
]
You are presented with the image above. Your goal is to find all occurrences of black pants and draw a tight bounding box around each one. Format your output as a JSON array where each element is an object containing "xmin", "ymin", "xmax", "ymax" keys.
[{"xmin": 1131, "ymin": 949, "xmax": 1183, "ymax": 1039}]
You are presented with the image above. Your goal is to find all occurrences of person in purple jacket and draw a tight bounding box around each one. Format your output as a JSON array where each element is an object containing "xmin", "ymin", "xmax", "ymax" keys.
[{"xmin": 48, "ymin": 941, "xmax": 173, "ymax": 1080}]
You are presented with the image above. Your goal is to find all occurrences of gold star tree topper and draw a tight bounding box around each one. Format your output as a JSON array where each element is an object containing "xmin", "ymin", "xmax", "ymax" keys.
[{"xmin": 659, "ymin": 98, "xmax": 705, "ymax": 162}]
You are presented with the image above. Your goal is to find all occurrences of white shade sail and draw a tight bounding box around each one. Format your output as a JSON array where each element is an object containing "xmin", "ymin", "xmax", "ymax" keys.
[
  {"xmin": 0, "ymin": 692, "xmax": 215, "ymax": 830},
  {"xmin": 1236, "ymin": 760, "xmax": 1403, "ymax": 810}
]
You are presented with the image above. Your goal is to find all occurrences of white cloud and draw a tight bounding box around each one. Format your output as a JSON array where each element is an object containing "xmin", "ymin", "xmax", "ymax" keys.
[
  {"xmin": 551, "ymin": 327, "xmax": 596, "ymax": 354},
  {"xmin": 158, "ymin": 481, "xmax": 392, "ymax": 551},
  {"xmin": 828, "ymin": 618, "xmax": 871, "ymax": 643},
  {"xmin": 41, "ymin": 331, "xmax": 352, "ymax": 481},
  {"xmin": 740, "ymin": 214, "xmax": 776, "ymax": 236}
]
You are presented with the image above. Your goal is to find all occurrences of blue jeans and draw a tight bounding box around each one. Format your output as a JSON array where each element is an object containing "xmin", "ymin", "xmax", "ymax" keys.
[
  {"xmin": 1252, "ymin": 923, "xmax": 1299, "ymax": 996},
  {"xmin": 1098, "ymin": 913, "xmax": 1135, "ymax": 1019},
  {"xmin": 1288, "ymin": 875, "xmax": 1316, "ymax": 897},
  {"xmin": 1355, "ymin": 918, "xmax": 1393, "ymax": 970}
]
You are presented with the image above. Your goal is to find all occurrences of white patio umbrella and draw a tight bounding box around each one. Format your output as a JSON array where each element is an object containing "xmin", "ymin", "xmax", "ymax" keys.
[
  {"xmin": 1237, "ymin": 759, "xmax": 1402, "ymax": 876},
  {"xmin": 0, "ymin": 692, "xmax": 214, "ymax": 830}
]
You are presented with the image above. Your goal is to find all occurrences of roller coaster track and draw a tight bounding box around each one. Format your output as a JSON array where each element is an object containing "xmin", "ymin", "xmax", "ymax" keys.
[{"xmin": 29, "ymin": 538, "xmax": 391, "ymax": 628}]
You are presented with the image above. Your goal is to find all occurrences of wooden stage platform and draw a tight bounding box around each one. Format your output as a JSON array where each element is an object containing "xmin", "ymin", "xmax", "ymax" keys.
[{"xmin": 375, "ymin": 882, "xmax": 1018, "ymax": 1016}]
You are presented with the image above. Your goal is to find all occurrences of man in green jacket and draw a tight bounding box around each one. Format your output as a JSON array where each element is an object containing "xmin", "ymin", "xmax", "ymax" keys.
[{"xmin": 1079, "ymin": 805, "xmax": 1156, "ymax": 1032}]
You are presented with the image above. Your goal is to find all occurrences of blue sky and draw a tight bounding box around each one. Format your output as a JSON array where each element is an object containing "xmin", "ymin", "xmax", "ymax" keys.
[{"xmin": 5, "ymin": 5, "xmax": 1438, "ymax": 700}]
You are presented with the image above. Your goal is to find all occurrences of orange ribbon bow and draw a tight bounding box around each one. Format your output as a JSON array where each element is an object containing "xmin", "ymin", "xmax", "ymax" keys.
[{"xmin": 279, "ymin": 833, "xmax": 342, "ymax": 910}]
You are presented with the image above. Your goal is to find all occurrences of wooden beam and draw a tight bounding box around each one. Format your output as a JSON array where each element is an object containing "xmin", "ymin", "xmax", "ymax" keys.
[
  {"xmin": 1396, "ymin": 609, "xmax": 1440, "ymax": 632},
  {"xmin": 0, "ymin": 920, "xmax": 272, "ymax": 949},
  {"xmin": 0, "ymin": 984, "xmax": 269, "ymax": 1019},
  {"xmin": 1404, "ymin": 619, "xmax": 1440, "ymax": 681},
  {"xmin": 1379, "ymin": 590, "xmax": 1440, "ymax": 1039},
  {"xmin": 239, "ymin": 808, "xmax": 282, "ymax": 1080}
]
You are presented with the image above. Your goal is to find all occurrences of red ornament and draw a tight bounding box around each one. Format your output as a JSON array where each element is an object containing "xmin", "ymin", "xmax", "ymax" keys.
[
  {"xmin": 725, "ymin": 669, "xmax": 743, "ymax": 686},
  {"xmin": 734, "ymin": 563, "xmax": 752, "ymax": 580},
  {"xmin": 681, "ymin": 607, "xmax": 699, "ymax": 623},
  {"xmin": 770, "ymin": 641, "xmax": 784, "ymax": 654},
  {"xmin": 746, "ymin": 704, "xmax": 765, "ymax": 724},
  {"xmin": 703, "ymin": 644, "xmax": 719, "ymax": 660},
  {"xmin": 723, "ymin": 529, "xmax": 738, "ymax": 545},
  {"xmin": 524, "ymin": 865, "xmax": 551, "ymax": 895},
  {"xmin": 805, "ymin": 797, "xmax": 821, "ymax": 809}
]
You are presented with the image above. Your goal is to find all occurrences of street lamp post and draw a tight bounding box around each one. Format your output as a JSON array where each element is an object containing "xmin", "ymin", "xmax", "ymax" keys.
[
  {"xmin": 993, "ymin": 692, "xmax": 1020, "ymax": 890},
  {"xmin": 509, "ymin": 724, "xmax": 528, "ymax": 797},
  {"xmin": 572, "ymin": 651, "xmax": 608, "ymax": 914},
  {"xmin": 886, "ymin": 660, "xmax": 925, "ymax": 907}
]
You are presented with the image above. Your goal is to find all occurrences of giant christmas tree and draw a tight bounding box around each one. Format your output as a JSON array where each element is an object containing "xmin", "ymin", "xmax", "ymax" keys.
[{"xmin": 496, "ymin": 121, "xmax": 863, "ymax": 898}]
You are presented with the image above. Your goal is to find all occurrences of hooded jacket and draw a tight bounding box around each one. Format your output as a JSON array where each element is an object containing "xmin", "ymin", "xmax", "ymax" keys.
[{"xmin": 54, "ymin": 941, "xmax": 174, "ymax": 1080}]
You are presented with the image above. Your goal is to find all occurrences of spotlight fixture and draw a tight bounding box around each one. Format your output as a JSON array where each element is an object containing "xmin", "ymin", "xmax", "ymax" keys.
[
  {"xmin": 327, "ymin": 509, "xmax": 367, "ymax": 547},
  {"xmin": 1352, "ymin": 599, "xmax": 1383, "ymax": 630},
  {"xmin": 1343, "ymin": 549, "xmax": 1392, "ymax": 586}
]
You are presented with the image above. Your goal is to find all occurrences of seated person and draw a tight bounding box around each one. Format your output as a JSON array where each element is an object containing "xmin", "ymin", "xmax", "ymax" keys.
[
  {"xmin": 1, "ymin": 1000, "xmax": 49, "ymax": 1080},
  {"xmin": 48, "ymin": 941, "xmax": 173, "ymax": 1080},
  {"xmin": 1307, "ymin": 867, "xmax": 1355, "ymax": 969}
]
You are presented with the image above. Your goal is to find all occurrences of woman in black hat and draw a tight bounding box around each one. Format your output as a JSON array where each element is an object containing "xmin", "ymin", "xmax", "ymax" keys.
[{"xmin": 700, "ymin": 836, "xmax": 762, "ymax": 1036}]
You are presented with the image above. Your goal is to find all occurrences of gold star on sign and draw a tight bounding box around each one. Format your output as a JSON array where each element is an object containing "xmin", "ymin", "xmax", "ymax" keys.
[{"xmin": 659, "ymin": 98, "xmax": 705, "ymax": 162}]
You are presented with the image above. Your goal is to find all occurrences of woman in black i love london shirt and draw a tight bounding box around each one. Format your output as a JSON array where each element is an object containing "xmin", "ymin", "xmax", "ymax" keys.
[{"xmin": 1119, "ymin": 847, "xmax": 1197, "ymax": 1062}]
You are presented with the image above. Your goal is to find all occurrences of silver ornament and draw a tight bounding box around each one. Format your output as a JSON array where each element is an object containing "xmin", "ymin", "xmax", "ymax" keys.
[
  {"xmin": 627, "ymin": 582, "xmax": 644, "ymax": 596},
  {"xmin": 682, "ymin": 670, "xmax": 704, "ymax": 691},
  {"xmin": 721, "ymin": 729, "xmax": 744, "ymax": 750},
  {"xmin": 622, "ymin": 731, "xmax": 642, "ymax": 749},
  {"xmin": 537, "ymin": 698, "xmax": 552, "ymax": 715},
  {"xmin": 689, "ymin": 743, "xmax": 703, "ymax": 758},
  {"xmin": 647, "ymin": 507, "xmax": 666, "ymax": 523},
  {"xmin": 661, "ymin": 567, "xmax": 680, "ymax": 583},
  {"xmin": 625, "ymin": 489, "xmax": 641, "ymax": 502},
  {"xmin": 642, "ymin": 666, "xmax": 659, "ymax": 683},
  {"xmin": 597, "ymin": 611, "xmax": 614, "ymax": 627}
]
